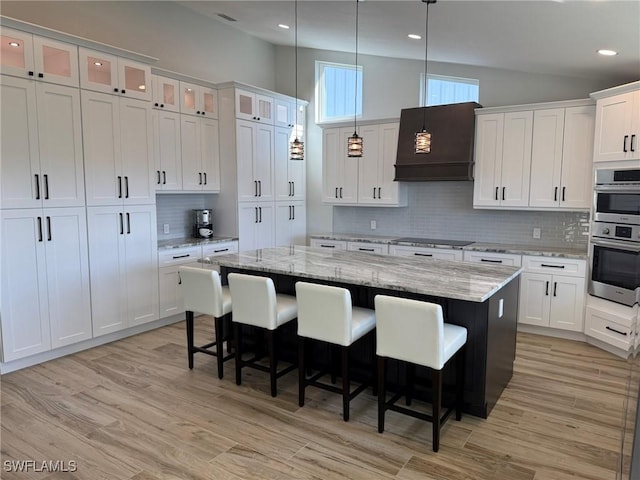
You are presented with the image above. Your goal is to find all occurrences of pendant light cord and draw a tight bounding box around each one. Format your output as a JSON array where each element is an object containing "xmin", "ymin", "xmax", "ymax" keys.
[
  {"xmin": 422, "ymin": 0, "xmax": 430, "ymax": 129},
  {"xmin": 294, "ymin": 0, "xmax": 299, "ymax": 141},
  {"xmin": 354, "ymin": 0, "xmax": 359, "ymax": 133}
]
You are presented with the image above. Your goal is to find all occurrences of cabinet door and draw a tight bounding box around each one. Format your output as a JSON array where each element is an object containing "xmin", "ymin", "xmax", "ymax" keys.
[
  {"xmin": 124, "ymin": 205, "xmax": 159, "ymax": 327},
  {"xmin": 358, "ymin": 124, "xmax": 380, "ymax": 204},
  {"xmin": 201, "ymin": 86, "xmax": 218, "ymax": 118},
  {"xmin": 549, "ymin": 275, "xmax": 585, "ymax": 332},
  {"xmin": 1, "ymin": 210, "xmax": 50, "ymax": 361},
  {"xmin": 631, "ymin": 91, "xmax": 640, "ymax": 161},
  {"xmin": 473, "ymin": 114, "xmax": 503, "ymax": 207},
  {"xmin": 79, "ymin": 48, "xmax": 119, "ymax": 95},
  {"xmin": 81, "ymin": 90, "xmax": 122, "ymax": 205},
  {"xmin": 377, "ymin": 123, "xmax": 401, "ymax": 205},
  {"xmin": 238, "ymin": 203, "xmax": 259, "ymax": 251},
  {"xmin": 501, "ymin": 111, "xmax": 533, "ymax": 207},
  {"xmin": 322, "ymin": 128, "xmax": 342, "ymax": 202},
  {"xmin": 275, "ymin": 202, "xmax": 305, "ymax": 247},
  {"xmin": 529, "ymin": 108, "xmax": 564, "ymax": 208},
  {"xmin": 255, "ymin": 94, "xmax": 274, "ymax": 124},
  {"xmin": 159, "ymin": 267, "xmax": 183, "ymax": 318},
  {"xmin": 120, "ymin": 97, "xmax": 154, "ymax": 204},
  {"xmin": 44, "ymin": 207, "xmax": 92, "ymax": 348},
  {"xmin": 0, "ymin": 27, "xmax": 35, "ymax": 78},
  {"xmin": 290, "ymin": 202, "xmax": 306, "ymax": 246},
  {"xmin": 593, "ymin": 92, "xmax": 635, "ymax": 162},
  {"xmin": 560, "ymin": 106, "xmax": 594, "ymax": 209},
  {"xmin": 274, "ymin": 99, "xmax": 294, "ymax": 128},
  {"xmin": 181, "ymin": 115, "xmax": 203, "ymax": 190},
  {"xmin": 518, "ymin": 272, "xmax": 551, "ymax": 327},
  {"xmin": 36, "ymin": 83, "xmax": 85, "ymax": 207},
  {"xmin": 118, "ymin": 58, "xmax": 151, "ymax": 101},
  {"xmin": 255, "ymin": 203, "xmax": 275, "ymax": 250},
  {"xmin": 0, "ymin": 76, "xmax": 41, "ymax": 208},
  {"xmin": 254, "ymin": 123, "xmax": 275, "ymax": 201},
  {"xmin": 33, "ymin": 36, "xmax": 79, "ymax": 87},
  {"xmin": 235, "ymin": 89, "xmax": 255, "ymax": 121},
  {"xmin": 274, "ymin": 127, "xmax": 300, "ymax": 201},
  {"xmin": 153, "ymin": 110, "xmax": 182, "ymax": 191},
  {"xmin": 236, "ymin": 120, "xmax": 258, "ymax": 200},
  {"xmin": 201, "ymin": 117, "xmax": 221, "ymax": 192},
  {"xmin": 340, "ymin": 128, "xmax": 360, "ymax": 204},
  {"xmin": 87, "ymin": 206, "xmax": 127, "ymax": 336},
  {"xmin": 152, "ymin": 75, "xmax": 180, "ymax": 113}
]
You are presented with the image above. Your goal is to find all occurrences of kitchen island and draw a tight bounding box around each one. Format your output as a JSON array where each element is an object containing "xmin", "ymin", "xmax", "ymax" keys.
[{"xmin": 211, "ymin": 246, "xmax": 522, "ymax": 418}]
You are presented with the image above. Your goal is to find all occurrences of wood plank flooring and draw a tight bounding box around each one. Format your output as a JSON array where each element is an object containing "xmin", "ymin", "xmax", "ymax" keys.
[{"xmin": 1, "ymin": 317, "xmax": 637, "ymax": 479}]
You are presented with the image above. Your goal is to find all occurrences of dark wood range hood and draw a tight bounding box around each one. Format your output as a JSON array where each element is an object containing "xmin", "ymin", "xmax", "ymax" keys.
[{"xmin": 394, "ymin": 102, "xmax": 481, "ymax": 181}]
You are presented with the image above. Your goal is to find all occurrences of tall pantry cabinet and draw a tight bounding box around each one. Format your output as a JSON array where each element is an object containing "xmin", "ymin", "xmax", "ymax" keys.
[
  {"xmin": 217, "ymin": 83, "xmax": 307, "ymax": 251},
  {"xmin": 0, "ymin": 29, "xmax": 92, "ymax": 361}
]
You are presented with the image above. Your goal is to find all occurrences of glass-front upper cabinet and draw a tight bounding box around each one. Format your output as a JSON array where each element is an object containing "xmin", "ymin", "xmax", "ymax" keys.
[
  {"xmin": 235, "ymin": 88, "xmax": 273, "ymax": 124},
  {"xmin": 1, "ymin": 27, "xmax": 79, "ymax": 87},
  {"xmin": 79, "ymin": 47, "xmax": 151, "ymax": 101},
  {"xmin": 151, "ymin": 75, "xmax": 180, "ymax": 112},
  {"xmin": 180, "ymin": 81, "xmax": 217, "ymax": 118}
]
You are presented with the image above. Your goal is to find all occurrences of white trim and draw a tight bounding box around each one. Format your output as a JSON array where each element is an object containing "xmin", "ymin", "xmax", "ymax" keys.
[
  {"xmin": 590, "ymin": 80, "xmax": 640, "ymax": 100},
  {"xmin": 476, "ymin": 98, "xmax": 594, "ymax": 115},
  {"xmin": 315, "ymin": 60, "xmax": 363, "ymax": 124}
]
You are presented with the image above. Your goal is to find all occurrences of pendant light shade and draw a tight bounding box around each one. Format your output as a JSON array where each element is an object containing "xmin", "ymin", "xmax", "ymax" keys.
[
  {"xmin": 347, "ymin": 0, "xmax": 363, "ymax": 158},
  {"xmin": 415, "ymin": 0, "xmax": 436, "ymax": 154},
  {"xmin": 289, "ymin": 0, "xmax": 304, "ymax": 161}
]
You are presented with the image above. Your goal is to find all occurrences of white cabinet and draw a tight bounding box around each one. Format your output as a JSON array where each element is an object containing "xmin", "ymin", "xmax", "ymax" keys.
[
  {"xmin": 1, "ymin": 207, "xmax": 91, "ymax": 362},
  {"xmin": 235, "ymin": 88, "xmax": 274, "ymax": 124},
  {"xmin": 474, "ymin": 111, "xmax": 533, "ymax": 208},
  {"xmin": 518, "ymin": 255, "xmax": 586, "ymax": 332},
  {"xmin": 389, "ymin": 245, "xmax": 463, "ymax": 261},
  {"xmin": 322, "ymin": 127, "xmax": 359, "ymax": 204},
  {"xmin": 82, "ymin": 90, "xmax": 154, "ymax": 205},
  {"xmin": 593, "ymin": 87, "xmax": 640, "ymax": 163},
  {"xmin": 1, "ymin": 27, "xmax": 79, "ymax": 87},
  {"xmin": 585, "ymin": 296, "xmax": 638, "ymax": 354},
  {"xmin": 463, "ymin": 251, "xmax": 522, "ymax": 266},
  {"xmin": 158, "ymin": 246, "xmax": 199, "ymax": 318},
  {"xmin": 310, "ymin": 238, "xmax": 347, "ymax": 250},
  {"xmin": 153, "ymin": 109, "xmax": 182, "ymax": 191},
  {"xmin": 274, "ymin": 126, "xmax": 305, "ymax": 201},
  {"xmin": 87, "ymin": 205, "xmax": 159, "ymax": 336},
  {"xmin": 274, "ymin": 98, "xmax": 299, "ymax": 129},
  {"xmin": 181, "ymin": 115, "xmax": 220, "ymax": 192},
  {"xmin": 348, "ymin": 242, "xmax": 389, "ymax": 255},
  {"xmin": 236, "ymin": 119, "xmax": 274, "ymax": 202},
  {"xmin": 1, "ymin": 76, "xmax": 85, "ymax": 208},
  {"xmin": 529, "ymin": 105, "xmax": 594, "ymax": 209},
  {"xmin": 275, "ymin": 201, "xmax": 306, "ymax": 247},
  {"xmin": 79, "ymin": 47, "xmax": 151, "ymax": 101},
  {"xmin": 151, "ymin": 75, "xmax": 180, "ymax": 113},
  {"xmin": 238, "ymin": 203, "xmax": 275, "ymax": 251},
  {"xmin": 201, "ymin": 241, "xmax": 239, "ymax": 258},
  {"xmin": 180, "ymin": 81, "xmax": 217, "ymax": 118}
]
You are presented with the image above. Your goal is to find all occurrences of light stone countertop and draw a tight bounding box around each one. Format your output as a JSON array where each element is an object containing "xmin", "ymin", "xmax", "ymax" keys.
[
  {"xmin": 310, "ymin": 233, "xmax": 588, "ymax": 259},
  {"xmin": 158, "ymin": 236, "xmax": 238, "ymax": 250},
  {"xmin": 209, "ymin": 245, "xmax": 522, "ymax": 303}
]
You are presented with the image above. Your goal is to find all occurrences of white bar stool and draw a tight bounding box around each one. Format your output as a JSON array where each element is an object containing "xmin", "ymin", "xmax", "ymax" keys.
[
  {"xmin": 295, "ymin": 281, "xmax": 376, "ymax": 422},
  {"xmin": 374, "ymin": 295, "xmax": 467, "ymax": 452},
  {"xmin": 179, "ymin": 266, "xmax": 234, "ymax": 379},
  {"xmin": 227, "ymin": 273, "xmax": 298, "ymax": 397}
]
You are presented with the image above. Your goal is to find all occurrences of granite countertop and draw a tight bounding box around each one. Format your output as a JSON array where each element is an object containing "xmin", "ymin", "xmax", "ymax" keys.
[
  {"xmin": 158, "ymin": 236, "xmax": 238, "ymax": 250},
  {"xmin": 310, "ymin": 233, "xmax": 588, "ymax": 259},
  {"xmin": 210, "ymin": 245, "xmax": 522, "ymax": 303}
]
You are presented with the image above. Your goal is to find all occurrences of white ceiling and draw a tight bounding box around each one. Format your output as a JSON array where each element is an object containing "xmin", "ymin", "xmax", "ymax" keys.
[{"xmin": 178, "ymin": 0, "xmax": 640, "ymax": 82}]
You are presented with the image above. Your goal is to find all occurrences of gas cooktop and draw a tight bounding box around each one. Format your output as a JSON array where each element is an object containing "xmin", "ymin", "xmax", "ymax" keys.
[{"xmin": 394, "ymin": 237, "xmax": 475, "ymax": 247}]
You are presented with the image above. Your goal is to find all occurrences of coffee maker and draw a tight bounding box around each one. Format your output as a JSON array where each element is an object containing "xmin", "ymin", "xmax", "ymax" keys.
[{"xmin": 193, "ymin": 209, "xmax": 214, "ymax": 238}]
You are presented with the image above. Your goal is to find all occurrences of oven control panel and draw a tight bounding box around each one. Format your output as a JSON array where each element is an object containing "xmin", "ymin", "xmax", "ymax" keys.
[{"xmin": 592, "ymin": 222, "xmax": 640, "ymax": 241}]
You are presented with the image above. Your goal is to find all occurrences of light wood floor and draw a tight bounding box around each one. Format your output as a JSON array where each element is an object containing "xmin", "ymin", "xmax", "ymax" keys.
[{"xmin": 1, "ymin": 317, "xmax": 637, "ymax": 480}]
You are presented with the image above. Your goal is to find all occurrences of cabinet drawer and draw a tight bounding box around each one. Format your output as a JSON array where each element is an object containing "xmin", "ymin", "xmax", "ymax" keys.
[
  {"xmin": 347, "ymin": 242, "xmax": 389, "ymax": 255},
  {"xmin": 522, "ymin": 255, "xmax": 585, "ymax": 277},
  {"xmin": 201, "ymin": 241, "xmax": 238, "ymax": 257},
  {"xmin": 310, "ymin": 239, "xmax": 347, "ymax": 250},
  {"xmin": 389, "ymin": 245, "xmax": 463, "ymax": 261},
  {"xmin": 463, "ymin": 251, "xmax": 522, "ymax": 266},
  {"xmin": 585, "ymin": 306, "xmax": 634, "ymax": 351},
  {"xmin": 158, "ymin": 246, "xmax": 200, "ymax": 267}
]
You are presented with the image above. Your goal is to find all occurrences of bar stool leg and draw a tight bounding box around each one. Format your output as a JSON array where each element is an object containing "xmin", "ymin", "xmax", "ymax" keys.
[
  {"xmin": 432, "ymin": 368, "xmax": 442, "ymax": 452},
  {"xmin": 331, "ymin": 345, "xmax": 338, "ymax": 384},
  {"xmin": 186, "ymin": 311, "xmax": 195, "ymax": 370},
  {"xmin": 234, "ymin": 323, "xmax": 243, "ymax": 386},
  {"xmin": 456, "ymin": 346, "xmax": 466, "ymax": 421},
  {"xmin": 406, "ymin": 363, "xmax": 415, "ymax": 406},
  {"xmin": 371, "ymin": 333, "xmax": 378, "ymax": 396},
  {"xmin": 267, "ymin": 330, "xmax": 277, "ymax": 397},
  {"xmin": 214, "ymin": 316, "xmax": 224, "ymax": 379},
  {"xmin": 377, "ymin": 356, "xmax": 386, "ymax": 433},
  {"xmin": 342, "ymin": 346, "xmax": 350, "ymax": 422}
]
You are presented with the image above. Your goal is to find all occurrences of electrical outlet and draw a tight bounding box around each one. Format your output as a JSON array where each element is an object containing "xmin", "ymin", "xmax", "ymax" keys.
[
  {"xmin": 163, "ymin": 223, "xmax": 170, "ymax": 234},
  {"xmin": 370, "ymin": 220, "xmax": 377, "ymax": 230},
  {"xmin": 532, "ymin": 227, "xmax": 541, "ymax": 239}
]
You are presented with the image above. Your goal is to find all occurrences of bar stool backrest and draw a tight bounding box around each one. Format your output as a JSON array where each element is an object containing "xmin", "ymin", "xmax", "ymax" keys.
[
  {"xmin": 179, "ymin": 266, "xmax": 225, "ymax": 317},
  {"xmin": 296, "ymin": 282, "xmax": 353, "ymax": 345},
  {"xmin": 228, "ymin": 273, "xmax": 278, "ymax": 329}
]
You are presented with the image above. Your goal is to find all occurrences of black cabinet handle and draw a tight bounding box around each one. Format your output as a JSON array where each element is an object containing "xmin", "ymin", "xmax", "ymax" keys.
[
  {"xmin": 163, "ymin": 171, "xmax": 167, "ymax": 185},
  {"xmin": 414, "ymin": 253, "xmax": 433, "ymax": 257},
  {"xmin": 157, "ymin": 170, "xmax": 161, "ymax": 185},
  {"xmin": 255, "ymin": 180, "xmax": 258, "ymax": 196},
  {"xmin": 373, "ymin": 187, "xmax": 377, "ymax": 199},
  {"xmin": 258, "ymin": 180, "xmax": 262, "ymax": 197},
  {"xmin": 292, "ymin": 182, "xmax": 295, "ymax": 197},
  {"xmin": 172, "ymin": 254, "xmax": 191, "ymax": 259},
  {"xmin": 495, "ymin": 186, "xmax": 499, "ymax": 201},
  {"xmin": 119, "ymin": 213, "xmax": 124, "ymax": 234},
  {"xmin": 38, "ymin": 73, "xmax": 43, "ymax": 79},
  {"xmin": 35, "ymin": 174, "xmax": 41, "ymax": 200},
  {"xmin": 545, "ymin": 281, "xmax": 549, "ymax": 296},
  {"xmin": 631, "ymin": 134, "xmax": 636, "ymax": 152},
  {"xmin": 199, "ymin": 173, "xmax": 203, "ymax": 185},
  {"xmin": 43, "ymin": 174, "xmax": 49, "ymax": 199},
  {"xmin": 125, "ymin": 176, "xmax": 129, "ymax": 198},
  {"xmin": 358, "ymin": 248, "xmax": 375, "ymax": 252},
  {"xmin": 378, "ymin": 187, "xmax": 381, "ymax": 199},
  {"xmin": 339, "ymin": 187, "xmax": 343, "ymax": 198},
  {"xmin": 259, "ymin": 206, "xmax": 262, "ymax": 222},
  {"xmin": 541, "ymin": 264, "xmax": 565, "ymax": 269},
  {"xmin": 502, "ymin": 187, "xmax": 506, "ymax": 201},
  {"xmin": 118, "ymin": 176, "xmax": 122, "ymax": 198},
  {"xmin": 121, "ymin": 89, "xmax": 125, "ymax": 94},
  {"xmin": 213, "ymin": 248, "xmax": 229, "ymax": 253},
  {"xmin": 201, "ymin": 111, "xmax": 205, "ymax": 116},
  {"xmin": 624, "ymin": 135, "xmax": 629, "ymax": 152},
  {"xmin": 161, "ymin": 104, "xmax": 165, "ymax": 108},
  {"xmin": 335, "ymin": 187, "xmax": 338, "ymax": 199},
  {"xmin": 28, "ymin": 71, "xmax": 34, "ymax": 77},
  {"xmin": 480, "ymin": 258, "xmax": 503, "ymax": 263},
  {"xmin": 46, "ymin": 216, "xmax": 52, "ymax": 241},
  {"xmin": 289, "ymin": 205, "xmax": 292, "ymax": 220},
  {"xmin": 554, "ymin": 186, "xmax": 558, "ymax": 201},
  {"xmin": 197, "ymin": 110, "xmax": 201, "ymax": 115},
  {"xmin": 562, "ymin": 186, "xmax": 565, "ymax": 202},
  {"xmin": 37, "ymin": 216, "xmax": 43, "ymax": 242},
  {"xmin": 203, "ymin": 172, "xmax": 207, "ymax": 185},
  {"xmin": 126, "ymin": 212, "xmax": 131, "ymax": 234},
  {"xmin": 255, "ymin": 207, "xmax": 258, "ymax": 223},
  {"xmin": 292, "ymin": 205, "xmax": 295, "ymax": 220},
  {"xmin": 553, "ymin": 282, "xmax": 557, "ymax": 297},
  {"xmin": 606, "ymin": 326, "xmax": 628, "ymax": 336},
  {"xmin": 154, "ymin": 103, "xmax": 159, "ymax": 107},
  {"xmin": 320, "ymin": 244, "xmax": 336, "ymax": 248},
  {"xmin": 114, "ymin": 87, "xmax": 119, "ymax": 93}
]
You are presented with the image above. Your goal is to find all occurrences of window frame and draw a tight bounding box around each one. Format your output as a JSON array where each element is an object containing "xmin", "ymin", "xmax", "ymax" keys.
[
  {"xmin": 315, "ymin": 60, "xmax": 363, "ymax": 124},
  {"xmin": 419, "ymin": 73, "xmax": 479, "ymax": 107}
]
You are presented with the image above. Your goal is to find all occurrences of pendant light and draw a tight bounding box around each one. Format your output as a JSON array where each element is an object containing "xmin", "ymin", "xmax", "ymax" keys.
[
  {"xmin": 347, "ymin": 0, "xmax": 363, "ymax": 157},
  {"xmin": 415, "ymin": 0, "xmax": 436, "ymax": 154},
  {"xmin": 290, "ymin": 0, "xmax": 304, "ymax": 160}
]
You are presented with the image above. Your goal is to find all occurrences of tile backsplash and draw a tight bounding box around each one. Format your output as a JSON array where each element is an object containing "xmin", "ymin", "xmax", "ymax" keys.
[
  {"xmin": 156, "ymin": 193, "xmax": 218, "ymax": 240},
  {"xmin": 333, "ymin": 182, "xmax": 589, "ymax": 249}
]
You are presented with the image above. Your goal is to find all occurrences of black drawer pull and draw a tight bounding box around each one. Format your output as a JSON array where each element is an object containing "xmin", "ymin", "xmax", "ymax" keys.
[
  {"xmin": 541, "ymin": 264, "xmax": 565, "ymax": 269},
  {"xmin": 320, "ymin": 244, "xmax": 336, "ymax": 248},
  {"xmin": 414, "ymin": 253, "xmax": 433, "ymax": 257},
  {"xmin": 358, "ymin": 248, "xmax": 375, "ymax": 252},
  {"xmin": 480, "ymin": 258, "xmax": 503, "ymax": 263},
  {"xmin": 214, "ymin": 248, "xmax": 229, "ymax": 253},
  {"xmin": 605, "ymin": 326, "xmax": 627, "ymax": 337},
  {"xmin": 172, "ymin": 254, "xmax": 191, "ymax": 259},
  {"xmin": 623, "ymin": 135, "xmax": 629, "ymax": 152}
]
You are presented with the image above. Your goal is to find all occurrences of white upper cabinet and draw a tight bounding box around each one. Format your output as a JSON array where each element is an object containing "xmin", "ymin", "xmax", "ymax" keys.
[
  {"xmin": 180, "ymin": 116, "xmax": 220, "ymax": 192},
  {"xmin": 274, "ymin": 98, "xmax": 297, "ymax": 128},
  {"xmin": 1, "ymin": 76, "xmax": 84, "ymax": 209},
  {"xmin": 322, "ymin": 127, "xmax": 359, "ymax": 204},
  {"xmin": 236, "ymin": 119, "xmax": 274, "ymax": 202},
  {"xmin": 529, "ymin": 108, "xmax": 565, "ymax": 208},
  {"xmin": 151, "ymin": 75, "xmax": 180, "ymax": 112},
  {"xmin": 79, "ymin": 47, "xmax": 151, "ymax": 101},
  {"xmin": 180, "ymin": 81, "xmax": 217, "ymax": 118},
  {"xmin": 153, "ymin": 110, "xmax": 182, "ymax": 191},
  {"xmin": 235, "ymin": 88, "xmax": 274, "ymax": 124},
  {"xmin": 593, "ymin": 88, "xmax": 640, "ymax": 162},
  {"xmin": 1, "ymin": 27, "xmax": 79, "ymax": 87},
  {"xmin": 274, "ymin": 126, "xmax": 306, "ymax": 201}
]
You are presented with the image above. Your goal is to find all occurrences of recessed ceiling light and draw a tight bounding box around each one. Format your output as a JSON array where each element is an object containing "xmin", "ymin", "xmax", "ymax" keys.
[
  {"xmin": 8, "ymin": 41, "xmax": 20, "ymax": 47},
  {"xmin": 408, "ymin": 34, "xmax": 422, "ymax": 40},
  {"xmin": 597, "ymin": 49, "xmax": 618, "ymax": 56},
  {"xmin": 278, "ymin": 24, "xmax": 290, "ymax": 30}
]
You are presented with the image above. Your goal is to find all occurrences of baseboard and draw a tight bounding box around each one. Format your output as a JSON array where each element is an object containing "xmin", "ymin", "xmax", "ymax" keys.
[
  {"xmin": 517, "ymin": 324, "xmax": 587, "ymax": 342},
  {"xmin": 586, "ymin": 336, "xmax": 634, "ymax": 360}
]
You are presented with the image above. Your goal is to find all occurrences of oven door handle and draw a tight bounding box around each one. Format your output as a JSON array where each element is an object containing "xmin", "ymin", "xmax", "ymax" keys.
[
  {"xmin": 595, "ymin": 185, "xmax": 640, "ymax": 194},
  {"xmin": 592, "ymin": 239, "xmax": 640, "ymax": 252}
]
